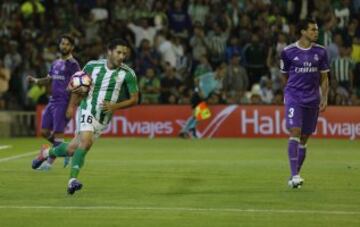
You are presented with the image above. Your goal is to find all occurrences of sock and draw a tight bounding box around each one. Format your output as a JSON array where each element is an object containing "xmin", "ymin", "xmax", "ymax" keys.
[
  {"xmin": 53, "ymin": 138, "xmax": 64, "ymax": 147},
  {"xmin": 46, "ymin": 138, "xmax": 65, "ymax": 164},
  {"xmin": 70, "ymin": 148, "xmax": 87, "ymax": 179},
  {"xmin": 297, "ymin": 144, "xmax": 307, "ymax": 173},
  {"xmin": 182, "ymin": 116, "xmax": 198, "ymax": 133},
  {"xmin": 288, "ymin": 137, "xmax": 300, "ymax": 177},
  {"xmin": 49, "ymin": 143, "xmax": 69, "ymax": 158},
  {"xmin": 47, "ymin": 134, "xmax": 55, "ymax": 144}
]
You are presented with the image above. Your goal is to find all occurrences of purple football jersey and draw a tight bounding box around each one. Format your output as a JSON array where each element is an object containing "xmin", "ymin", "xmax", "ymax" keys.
[
  {"xmin": 280, "ymin": 42, "xmax": 329, "ymax": 107},
  {"xmin": 48, "ymin": 58, "xmax": 80, "ymax": 103}
]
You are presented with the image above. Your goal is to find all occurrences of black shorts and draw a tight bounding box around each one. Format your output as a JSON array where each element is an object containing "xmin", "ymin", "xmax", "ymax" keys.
[{"xmin": 191, "ymin": 92, "xmax": 203, "ymax": 109}]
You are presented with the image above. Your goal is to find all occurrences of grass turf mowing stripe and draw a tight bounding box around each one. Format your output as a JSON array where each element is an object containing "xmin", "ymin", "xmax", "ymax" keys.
[
  {"xmin": 0, "ymin": 150, "xmax": 38, "ymax": 163},
  {"xmin": 0, "ymin": 145, "xmax": 12, "ymax": 150},
  {"xmin": 0, "ymin": 206, "xmax": 358, "ymax": 215}
]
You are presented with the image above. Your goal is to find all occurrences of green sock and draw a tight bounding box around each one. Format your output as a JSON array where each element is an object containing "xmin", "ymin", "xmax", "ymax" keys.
[
  {"xmin": 49, "ymin": 143, "xmax": 68, "ymax": 157},
  {"xmin": 70, "ymin": 148, "xmax": 87, "ymax": 179}
]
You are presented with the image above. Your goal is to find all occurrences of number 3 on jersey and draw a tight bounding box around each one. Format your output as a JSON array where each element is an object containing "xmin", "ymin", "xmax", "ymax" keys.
[
  {"xmin": 288, "ymin": 107, "xmax": 294, "ymax": 118},
  {"xmin": 80, "ymin": 114, "xmax": 93, "ymax": 124}
]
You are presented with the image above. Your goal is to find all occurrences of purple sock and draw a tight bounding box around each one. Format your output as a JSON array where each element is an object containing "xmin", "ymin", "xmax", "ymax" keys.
[
  {"xmin": 288, "ymin": 138, "xmax": 299, "ymax": 177},
  {"xmin": 297, "ymin": 145, "xmax": 307, "ymax": 173},
  {"xmin": 53, "ymin": 138, "xmax": 64, "ymax": 147}
]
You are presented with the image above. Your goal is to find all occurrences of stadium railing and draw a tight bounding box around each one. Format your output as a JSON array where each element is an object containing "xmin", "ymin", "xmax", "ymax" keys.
[{"xmin": 0, "ymin": 111, "xmax": 36, "ymax": 137}]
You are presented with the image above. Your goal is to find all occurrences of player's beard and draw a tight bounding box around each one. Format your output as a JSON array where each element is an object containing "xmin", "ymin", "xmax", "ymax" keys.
[
  {"xmin": 60, "ymin": 48, "xmax": 71, "ymax": 58},
  {"xmin": 111, "ymin": 57, "xmax": 123, "ymax": 68},
  {"xmin": 309, "ymin": 33, "xmax": 318, "ymax": 42}
]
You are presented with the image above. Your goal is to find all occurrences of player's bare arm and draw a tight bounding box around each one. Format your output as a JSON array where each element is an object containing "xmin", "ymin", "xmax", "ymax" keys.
[
  {"xmin": 320, "ymin": 72, "xmax": 329, "ymax": 112},
  {"xmin": 281, "ymin": 73, "xmax": 289, "ymax": 87},
  {"xmin": 65, "ymin": 92, "xmax": 85, "ymax": 119},
  {"xmin": 101, "ymin": 92, "xmax": 139, "ymax": 114},
  {"xmin": 27, "ymin": 75, "xmax": 52, "ymax": 85}
]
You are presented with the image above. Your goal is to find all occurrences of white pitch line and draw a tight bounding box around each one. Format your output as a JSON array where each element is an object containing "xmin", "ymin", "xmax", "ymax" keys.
[
  {"xmin": 0, "ymin": 145, "xmax": 12, "ymax": 150},
  {"xmin": 0, "ymin": 150, "xmax": 38, "ymax": 163},
  {"xmin": 0, "ymin": 206, "xmax": 358, "ymax": 215}
]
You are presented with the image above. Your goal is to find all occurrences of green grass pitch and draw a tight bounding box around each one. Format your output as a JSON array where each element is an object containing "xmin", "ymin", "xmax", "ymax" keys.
[{"xmin": 0, "ymin": 138, "xmax": 359, "ymax": 227}]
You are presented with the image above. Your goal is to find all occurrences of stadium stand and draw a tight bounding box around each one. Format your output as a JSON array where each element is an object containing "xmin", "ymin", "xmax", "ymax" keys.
[{"xmin": 0, "ymin": 0, "xmax": 359, "ymax": 111}]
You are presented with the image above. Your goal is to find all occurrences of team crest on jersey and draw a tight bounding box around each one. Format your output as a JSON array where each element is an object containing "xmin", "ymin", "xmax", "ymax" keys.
[{"xmin": 314, "ymin": 54, "xmax": 319, "ymax": 61}]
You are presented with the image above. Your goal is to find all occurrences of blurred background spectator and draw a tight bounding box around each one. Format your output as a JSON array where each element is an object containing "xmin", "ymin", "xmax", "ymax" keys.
[
  {"xmin": 1, "ymin": 0, "xmax": 360, "ymax": 110},
  {"xmin": 0, "ymin": 59, "xmax": 11, "ymax": 109}
]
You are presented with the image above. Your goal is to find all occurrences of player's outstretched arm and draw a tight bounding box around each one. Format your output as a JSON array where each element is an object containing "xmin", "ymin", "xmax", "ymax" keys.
[
  {"xmin": 101, "ymin": 92, "xmax": 139, "ymax": 114},
  {"xmin": 320, "ymin": 72, "xmax": 329, "ymax": 112},
  {"xmin": 27, "ymin": 75, "xmax": 51, "ymax": 86}
]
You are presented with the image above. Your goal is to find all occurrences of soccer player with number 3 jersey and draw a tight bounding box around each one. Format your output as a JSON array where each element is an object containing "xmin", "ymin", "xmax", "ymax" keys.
[
  {"xmin": 32, "ymin": 39, "xmax": 139, "ymax": 194},
  {"xmin": 280, "ymin": 19, "xmax": 330, "ymax": 188}
]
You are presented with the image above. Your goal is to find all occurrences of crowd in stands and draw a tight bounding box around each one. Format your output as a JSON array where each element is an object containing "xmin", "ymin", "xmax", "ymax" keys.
[{"xmin": 1, "ymin": 0, "xmax": 360, "ymax": 110}]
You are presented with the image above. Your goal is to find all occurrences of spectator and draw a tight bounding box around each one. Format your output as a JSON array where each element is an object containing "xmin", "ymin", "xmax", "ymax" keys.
[
  {"xmin": 167, "ymin": 0, "xmax": 192, "ymax": 38},
  {"xmin": 243, "ymin": 33, "xmax": 268, "ymax": 89},
  {"xmin": 249, "ymin": 84, "xmax": 263, "ymax": 105},
  {"xmin": 0, "ymin": 60, "xmax": 11, "ymax": 109},
  {"xmin": 160, "ymin": 63, "xmax": 184, "ymax": 103},
  {"xmin": 327, "ymin": 33, "xmax": 343, "ymax": 64},
  {"xmin": 351, "ymin": 37, "xmax": 360, "ymax": 63},
  {"xmin": 112, "ymin": 0, "xmax": 133, "ymax": 21},
  {"xmin": 259, "ymin": 76, "xmax": 274, "ymax": 104},
  {"xmin": 90, "ymin": 0, "xmax": 109, "ymax": 22},
  {"xmin": 155, "ymin": 32, "xmax": 177, "ymax": 68},
  {"xmin": 267, "ymin": 33, "xmax": 287, "ymax": 92},
  {"xmin": 135, "ymin": 39, "xmax": 160, "ymax": 77},
  {"xmin": 223, "ymin": 54, "xmax": 248, "ymax": 104},
  {"xmin": 318, "ymin": 15, "xmax": 337, "ymax": 47},
  {"xmin": 128, "ymin": 17, "xmax": 161, "ymax": 48},
  {"xmin": 188, "ymin": 0, "xmax": 210, "ymax": 26},
  {"xmin": 189, "ymin": 23, "xmax": 208, "ymax": 63},
  {"xmin": 225, "ymin": 35, "xmax": 242, "ymax": 63},
  {"xmin": 139, "ymin": 68, "xmax": 161, "ymax": 104},
  {"xmin": 205, "ymin": 16, "xmax": 231, "ymax": 66},
  {"xmin": 152, "ymin": 1, "xmax": 168, "ymax": 28},
  {"xmin": 132, "ymin": 0, "xmax": 152, "ymax": 22},
  {"xmin": 334, "ymin": 0, "xmax": 351, "ymax": 29},
  {"xmin": 331, "ymin": 46, "xmax": 354, "ymax": 93},
  {"xmin": 273, "ymin": 90, "xmax": 284, "ymax": 105},
  {"xmin": 3, "ymin": 41, "xmax": 22, "ymax": 74}
]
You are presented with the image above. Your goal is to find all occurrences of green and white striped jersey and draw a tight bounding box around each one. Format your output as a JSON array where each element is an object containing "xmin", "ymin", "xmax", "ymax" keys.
[{"xmin": 80, "ymin": 59, "xmax": 138, "ymax": 124}]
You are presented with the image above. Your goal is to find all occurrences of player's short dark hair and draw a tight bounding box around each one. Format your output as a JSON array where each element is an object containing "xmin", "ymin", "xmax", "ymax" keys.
[
  {"xmin": 107, "ymin": 38, "xmax": 129, "ymax": 50},
  {"xmin": 297, "ymin": 18, "xmax": 317, "ymax": 34},
  {"xmin": 60, "ymin": 34, "xmax": 75, "ymax": 46}
]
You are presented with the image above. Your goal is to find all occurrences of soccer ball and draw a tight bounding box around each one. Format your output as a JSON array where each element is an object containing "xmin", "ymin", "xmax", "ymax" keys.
[{"xmin": 68, "ymin": 71, "xmax": 92, "ymax": 93}]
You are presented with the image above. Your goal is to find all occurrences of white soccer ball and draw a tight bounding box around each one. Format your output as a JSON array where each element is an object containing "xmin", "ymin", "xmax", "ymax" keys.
[{"xmin": 68, "ymin": 71, "xmax": 92, "ymax": 93}]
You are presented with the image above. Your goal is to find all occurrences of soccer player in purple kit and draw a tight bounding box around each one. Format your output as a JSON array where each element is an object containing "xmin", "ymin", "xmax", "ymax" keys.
[
  {"xmin": 280, "ymin": 19, "xmax": 330, "ymax": 188},
  {"xmin": 28, "ymin": 34, "xmax": 80, "ymax": 170}
]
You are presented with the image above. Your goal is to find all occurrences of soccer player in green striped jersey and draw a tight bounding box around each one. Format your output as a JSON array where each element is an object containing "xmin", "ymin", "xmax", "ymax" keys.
[{"xmin": 32, "ymin": 39, "xmax": 139, "ymax": 195}]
